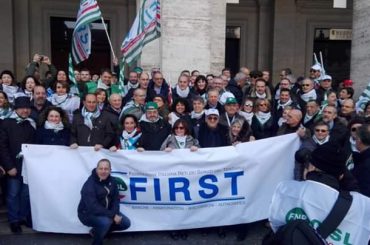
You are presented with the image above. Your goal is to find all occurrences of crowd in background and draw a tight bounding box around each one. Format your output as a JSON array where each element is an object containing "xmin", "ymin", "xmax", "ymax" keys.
[{"xmin": 0, "ymin": 53, "xmax": 370, "ymax": 241}]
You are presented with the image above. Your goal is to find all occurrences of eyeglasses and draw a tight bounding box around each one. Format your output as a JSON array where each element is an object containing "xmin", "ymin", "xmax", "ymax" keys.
[
  {"xmin": 175, "ymin": 126, "xmax": 185, "ymax": 130},
  {"xmin": 310, "ymin": 69, "xmax": 319, "ymax": 73},
  {"xmin": 351, "ymin": 127, "xmax": 358, "ymax": 132},
  {"xmin": 244, "ymin": 104, "xmax": 253, "ymax": 107},
  {"xmin": 207, "ymin": 116, "xmax": 218, "ymax": 121},
  {"xmin": 258, "ymin": 104, "xmax": 267, "ymax": 107},
  {"xmin": 315, "ymin": 129, "xmax": 328, "ymax": 133},
  {"xmin": 301, "ymin": 84, "xmax": 311, "ymax": 87}
]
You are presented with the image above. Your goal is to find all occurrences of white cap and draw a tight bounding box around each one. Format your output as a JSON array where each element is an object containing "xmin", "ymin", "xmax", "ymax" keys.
[
  {"xmin": 205, "ymin": 108, "xmax": 219, "ymax": 117},
  {"xmin": 311, "ymin": 64, "xmax": 322, "ymax": 71},
  {"xmin": 320, "ymin": 74, "xmax": 332, "ymax": 81}
]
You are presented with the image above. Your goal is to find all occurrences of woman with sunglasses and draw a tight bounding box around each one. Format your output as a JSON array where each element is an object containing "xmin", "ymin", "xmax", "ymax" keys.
[
  {"xmin": 160, "ymin": 119, "xmax": 199, "ymax": 152},
  {"xmin": 251, "ymin": 98, "xmax": 276, "ymax": 140},
  {"xmin": 239, "ymin": 98, "xmax": 254, "ymax": 126}
]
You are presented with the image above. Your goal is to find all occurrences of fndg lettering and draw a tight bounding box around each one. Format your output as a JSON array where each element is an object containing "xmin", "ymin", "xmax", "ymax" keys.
[{"xmin": 286, "ymin": 208, "xmax": 353, "ymax": 245}]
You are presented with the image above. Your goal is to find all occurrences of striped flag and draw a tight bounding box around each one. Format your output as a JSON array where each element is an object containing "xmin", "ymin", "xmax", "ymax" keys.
[
  {"xmin": 120, "ymin": 0, "xmax": 161, "ymax": 66},
  {"xmin": 71, "ymin": 0, "xmax": 102, "ymax": 64},
  {"xmin": 68, "ymin": 53, "xmax": 79, "ymax": 95},
  {"xmin": 356, "ymin": 80, "xmax": 370, "ymax": 113}
]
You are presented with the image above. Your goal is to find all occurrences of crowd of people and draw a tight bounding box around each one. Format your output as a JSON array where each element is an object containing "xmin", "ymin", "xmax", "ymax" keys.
[{"xmin": 0, "ymin": 53, "xmax": 370, "ymax": 243}]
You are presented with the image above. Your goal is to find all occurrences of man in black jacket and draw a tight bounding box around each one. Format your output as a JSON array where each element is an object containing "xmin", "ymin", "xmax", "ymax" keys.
[
  {"xmin": 78, "ymin": 159, "xmax": 130, "ymax": 245},
  {"xmin": 70, "ymin": 94, "xmax": 114, "ymax": 150},
  {"xmin": 0, "ymin": 96, "xmax": 36, "ymax": 233},
  {"xmin": 352, "ymin": 124, "xmax": 370, "ymax": 198},
  {"xmin": 138, "ymin": 102, "xmax": 171, "ymax": 151}
]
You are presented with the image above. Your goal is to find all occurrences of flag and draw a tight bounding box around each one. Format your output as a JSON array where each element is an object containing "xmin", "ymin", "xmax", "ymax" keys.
[
  {"xmin": 71, "ymin": 0, "xmax": 102, "ymax": 64},
  {"xmin": 120, "ymin": 0, "xmax": 161, "ymax": 66},
  {"xmin": 356, "ymin": 80, "xmax": 370, "ymax": 113},
  {"xmin": 68, "ymin": 53, "xmax": 80, "ymax": 95}
]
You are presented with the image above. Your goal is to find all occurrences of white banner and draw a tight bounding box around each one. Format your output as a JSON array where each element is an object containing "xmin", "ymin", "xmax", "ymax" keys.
[{"xmin": 22, "ymin": 134, "xmax": 300, "ymax": 234}]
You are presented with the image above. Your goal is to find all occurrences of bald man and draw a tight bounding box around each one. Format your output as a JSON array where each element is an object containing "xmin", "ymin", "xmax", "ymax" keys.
[{"xmin": 277, "ymin": 109, "xmax": 307, "ymax": 136}]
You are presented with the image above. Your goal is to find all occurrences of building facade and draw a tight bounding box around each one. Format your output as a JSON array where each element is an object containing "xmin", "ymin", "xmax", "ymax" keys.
[{"xmin": 1, "ymin": 0, "xmax": 367, "ymax": 93}]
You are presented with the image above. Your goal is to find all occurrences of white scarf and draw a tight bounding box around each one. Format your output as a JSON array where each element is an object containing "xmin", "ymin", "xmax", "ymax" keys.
[
  {"xmin": 50, "ymin": 94, "xmax": 69, "ymax": 106},
  {"xmin": 312, "ymin": 135, "xmax": 330, "ymax": 145},
  {"xmin": 9, "ymin": 111, "xmax": 36, "ymax": 129},
  {"xmin": 303, "ymin": 112, "xmax": 316, "ymax": 124},
  {"xmin": 300, "ymin": 89, "xmax": 317, "ymax": 102},
  {"xmin": 0, "ymin": 107, "xmax": 12, "ymax": 120},
  {"xmin": 191, "ymin": 110, "xmax": 205, "ymax": 119},
  {"xmin": 176, "ymin": 85, "xmax": 190, "ymax": 98},
  {"xmin": 256, "ymin": 92, "xmax": 267, "ymax": 99},
  {"xmin": 44, "ymin": 121, "xmax": 64, "ymax": 132},
  {"xmin": 139, "ymin": 113, "xmax": 160, "ymax": 123},
  {"xmin": 239, "ymin": 111, "xmax": 253, "ymax": 125},
  {"xmin": 278, "ymin": 117, "xmax": 286, "ymax": 127},
  {"xmin": 81, "ymin": 107, "xmax": 101, "ymax": 130},
  {"xmin": 2, "ymin": 84, "xmax": 19, "ymax": 103},
  {"xmin": 175, "ymin": 135, "xmax": 187, "ymax": 149},
  {"xmin": 24, "ymin": 90, "xmax": 33, "ymax": 100},
  {"xmin": 350, "ymin": 137, "xmax": 359, "ymax": 152},
  {"xmin": 277, "ymin": 99, "xmax": 292, "ymax": 110},
  {"xmin": 97, "ymin": 79, "xmax": 109, "ymax": 90},
  {"xmin": 255, "ymin": 111, "xmax": 271, "ymax": 125},
  {"xmin": 120, "ymin": 128, "xmax": 142, "ymax": 150}
]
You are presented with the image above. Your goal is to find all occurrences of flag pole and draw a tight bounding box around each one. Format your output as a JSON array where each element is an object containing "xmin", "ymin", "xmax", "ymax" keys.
[{"xmin": 100, "ymin": 16, "xmax": 116, "ymax": 60}]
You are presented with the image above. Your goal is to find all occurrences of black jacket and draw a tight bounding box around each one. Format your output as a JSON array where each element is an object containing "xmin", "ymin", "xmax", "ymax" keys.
[
  {"xmin": 0, "ymin": 118, "xmax": 36, "ymax": 173},
  {"xmin": 352, "ymin": 148, "xmax": 370, "ymax": 197},
  {"xmin": 226, "ymin": 80, "xmax": 244, "ymax": 105},
  {"xmin": 197, "ymin": 123, "xmax": 228, "ymax": 148},
  {"xmin": 138, "ymin": 119, "xmax": 171, "ymax": 150},
  {"xmin": 70, "ymin": 110, "xmax": 115, "ymax": 148},
  {"xmin": 78, "ymin": 169, "xmax": 120, "ymax": 219},
  {"xmin": 251, "ymin": 115, "xmax": 276, "ymax": 140}
]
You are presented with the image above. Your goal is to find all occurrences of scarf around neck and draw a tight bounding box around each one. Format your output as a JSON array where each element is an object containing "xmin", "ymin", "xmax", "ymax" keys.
[
  {"xmin": 9, "ymin": 111, "xmax": 36, "ymax": 129},
  {"xmin": 239, "ymin": 111, "xmax": 253, "ymax": 125},
  {"xmin": 312, "ymin": 135, "xmax": 330, "ymax": 145},
  {"xmin": 191, "ymin": 110, "xmax": 205, "ymax": 119},
  {"xmin": 277, "ymin": 99, "xmax": 292, "ymax": 110},
  {"xmin": 301, "ymin": 89, "xmax": 317, "ymax": 102},
  {"xmin": 2, "ymin": 84, "xmax": 19, "ymax": 103},
  {"xmin": 81, "ymin": 107, "xmax": 101, "ymax": 130},
  {"xmin": 44, "ymin": 121, "xmax": 64, "ymax": 132},
  {"xmin": 256, "ymin": 92, "xmax": 267, "ymax": 99},
  {"xmin": 0, "ymin": 107, "xmax": 12, "ymax": 120},
  {"xmin": 176, "ymin": 85, "xmax": 190, "ymax": 98},
  {"xmin": 50, "ymin": 94, "xmax": 69, "ymax": 106},
  {"xmin": 120, "ymin": 128, "xmax": 142, "ymax": 150},
  {"xmin": 255, "ymin": 111, "xmax": 271, "ymax": 125},
  {"xmin": 175, "ymin": 135, "xmax": 187, "ymax": 149}
]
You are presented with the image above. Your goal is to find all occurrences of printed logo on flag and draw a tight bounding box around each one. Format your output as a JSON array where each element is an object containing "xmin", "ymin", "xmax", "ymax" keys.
[
  {"xmin": 285, "ymin": 207, "xmax": 309, "ymax": 223},
  {"xmin": 111, "ymin": 171, "xmax": 128, "ymax": 201}
]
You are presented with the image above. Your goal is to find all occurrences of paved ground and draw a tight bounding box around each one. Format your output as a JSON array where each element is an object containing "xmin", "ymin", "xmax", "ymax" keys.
[{"xmin": 0, "ymin": 196, "xmax": 270, "ymax": 245}]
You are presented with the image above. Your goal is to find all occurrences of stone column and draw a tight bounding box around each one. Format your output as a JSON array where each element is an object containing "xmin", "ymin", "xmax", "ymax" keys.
[
  {"xmin": 257, "ymin": 0, "xmax": 273, "ymax": 71},
  {"xmin": 139, "ymin": 0, "xmax": 227, "ymax": 85},
  {"xmin": 351, "ymin": 0, "xmax": 370, "ymax": 98},
  {"xmin": 0, "ymin": 0, "xmax": 15, "ymax": 71}
]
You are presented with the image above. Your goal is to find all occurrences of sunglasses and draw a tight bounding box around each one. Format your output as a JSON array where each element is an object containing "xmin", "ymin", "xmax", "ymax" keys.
[
  {"xmin": 175, "ymin": 126, "xmax": 185, "ymax": 130},
  {"xmin": 351, "ymin": 127, "xmax": 358, "ymax": 132},
  {"xmin": 258, "ymin": 104, "xmax": 267, "ymax": 107},
  {"xmin": 301, "ymin": 84, "xmax": 311, "ymax": 87},
  {"xmin": 310, "ymin": 69, "xmax": 319, "ymax": 72},
  {"xmin": 244, "ymin": 104, "xmax": 253, "ymax": 107},
  {"xmin": 207, "ymin": 116, "xmax": 218, "ymax": 121},
  {"xmin": 315, "ymin": 129, "xmax": 328, "ymax": 133}
]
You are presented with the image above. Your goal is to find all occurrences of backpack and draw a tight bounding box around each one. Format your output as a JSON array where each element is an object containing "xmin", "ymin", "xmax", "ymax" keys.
[{"xmin": 263, "ymin": 191, "xmax": 353, "ymax": 245}]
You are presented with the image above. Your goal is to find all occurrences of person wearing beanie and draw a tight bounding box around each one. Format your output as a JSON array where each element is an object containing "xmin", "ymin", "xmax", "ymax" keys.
[
  {"xmin": 268, "ymin": 142, "xmax": 370, "ymax": 245},
  {"xmin": 137, "ymin": 101, "xmax": 171, "ymax": 151}
]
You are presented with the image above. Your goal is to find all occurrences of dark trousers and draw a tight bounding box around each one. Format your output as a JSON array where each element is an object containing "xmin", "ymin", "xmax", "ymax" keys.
[
  {"xmin": 7, "ymin": 176, "xmax": 31, "ymax": 224},
  {"xmin": 79, "ymin": 212, "xmax": 130, "ymax": 245}
]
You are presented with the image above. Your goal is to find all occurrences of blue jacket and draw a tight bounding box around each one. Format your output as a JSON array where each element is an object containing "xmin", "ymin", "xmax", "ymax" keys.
[
  {"xmin": 36, "ymin": 127, "xmax": 70, "ymax": 146},
  {"xmin": 78, "ymin": 169, "xmax": 120, "ymax": 219}
]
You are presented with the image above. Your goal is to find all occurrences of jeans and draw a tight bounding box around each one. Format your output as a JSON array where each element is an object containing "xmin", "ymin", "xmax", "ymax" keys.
[
  {"xmin": 79, "ymin": 212, "xmax": 131, "ymax": 245},
  {"xmin": 6, "ymin": 176, "xmax": 31, "ymax": 224}
]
